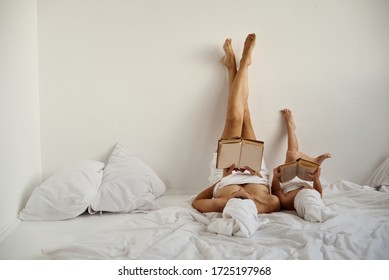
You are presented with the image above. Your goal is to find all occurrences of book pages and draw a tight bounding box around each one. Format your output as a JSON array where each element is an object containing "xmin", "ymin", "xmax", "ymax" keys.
[
  {"xmin": 278, "ymin": 159, "xmax": 319, "ymax": 183},
  {"xmin": 279, "ymin": 162, "xmax": 298, "ymax": 183}
]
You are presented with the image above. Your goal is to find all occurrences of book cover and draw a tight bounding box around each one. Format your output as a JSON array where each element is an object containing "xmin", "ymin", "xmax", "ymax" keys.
[{"xmin": 216, "ymin": 138, "xmax": 264, "ymax": 173}]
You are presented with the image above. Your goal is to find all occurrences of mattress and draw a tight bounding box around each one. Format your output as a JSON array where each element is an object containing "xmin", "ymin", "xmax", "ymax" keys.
[
  {"xmin": 0, "ymin": 190, "xmax": 190, "ymax": 260},
  {"xmin": 1, "ymin": 180, "xmax": 389, "ymax": 260}
]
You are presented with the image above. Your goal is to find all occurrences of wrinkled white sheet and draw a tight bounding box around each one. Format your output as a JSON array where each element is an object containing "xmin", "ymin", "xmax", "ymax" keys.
[{"xmin": 43, "ymin": 181, "xmax": 389, "ymax": 260}]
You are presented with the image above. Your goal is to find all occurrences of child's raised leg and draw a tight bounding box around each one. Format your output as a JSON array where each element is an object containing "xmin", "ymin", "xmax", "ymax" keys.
[{"xmin": 282, "ymin": 109, "xmax": 331, "ymax": 164}]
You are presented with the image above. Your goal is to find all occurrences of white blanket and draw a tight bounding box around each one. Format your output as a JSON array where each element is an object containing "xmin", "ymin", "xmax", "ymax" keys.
[
  {"xmin": 42, "ymin": 180, "xmax": 389, "ymax": 260},
  {"xmin": 294, "ymin": 189, "xmax": 336, "ymax": 222},
  {"xmin": 206, "ymin": 198, "xmax": 260, "ymax": 238}
]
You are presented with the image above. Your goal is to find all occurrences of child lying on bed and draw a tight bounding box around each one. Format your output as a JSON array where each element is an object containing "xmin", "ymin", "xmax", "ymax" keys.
[
  {"xmin": 271, "ymin": 109, "xmax": 335, "ymax": 222},
  {"xmin": 192, "ymin": 34, "xmax": 280, "ymax": 215}
]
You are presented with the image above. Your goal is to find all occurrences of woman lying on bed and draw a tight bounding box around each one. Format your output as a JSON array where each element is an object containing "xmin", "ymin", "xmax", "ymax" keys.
[{"xmin": 192, "ymin": 33, "xmax": 280, "ymax": 214}]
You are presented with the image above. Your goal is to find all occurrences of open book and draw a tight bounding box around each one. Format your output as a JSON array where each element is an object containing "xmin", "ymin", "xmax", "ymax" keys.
[
  {"xmin": 277, "ymin": 158, "xmax": 319, "ymax": 183},
  {"xmin": 216, "ymin": 138, "xmax": 264, "ymax": 173}
]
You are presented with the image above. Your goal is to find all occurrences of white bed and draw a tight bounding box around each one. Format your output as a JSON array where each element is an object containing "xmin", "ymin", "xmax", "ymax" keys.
[
  {"xmin": 1, "ymin": 144, "xmax": 388, "ymax": 260},
  {"xmin": 0, "ymin": 190, "xmax": 190, "ymax": 260},
  {"xmin": 1, "ymin": 180, "xmax": 388, "ymax": 260}
]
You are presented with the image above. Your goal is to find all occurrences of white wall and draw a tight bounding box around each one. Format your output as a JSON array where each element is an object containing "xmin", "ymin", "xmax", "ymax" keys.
[
  {"xmin": 0, "ymin": 0, "xmax": 41, "ymax": 232},
  {"xmin": 38, "ymin": 0, "xmax": 389, "ymax": 192}
]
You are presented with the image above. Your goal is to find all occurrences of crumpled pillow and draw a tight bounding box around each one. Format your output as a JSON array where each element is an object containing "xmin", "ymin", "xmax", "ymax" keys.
[
  {"xmin": 89, "ymin": 143, "xmax": 166, "ymax": 213},
  {"xmin": 19, "ymin": 160, "xmax": 104, "ymax": 220}
]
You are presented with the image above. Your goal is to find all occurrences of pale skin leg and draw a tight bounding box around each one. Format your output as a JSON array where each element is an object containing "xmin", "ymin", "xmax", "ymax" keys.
[
  {"xmin": 282, "ymin": 109, "xmax": 331, "ymax": 164},
  {"xmin": 221, "ymin": 34, "xmax": 257, "ymax": 176},
  {"xmin": 221, "ymin": 34, "xmax": 256, "ymax": 140},
  {"xmin": 193, "ymin": 34, "xmax": 260, "ymax": 213},
  {"xmin": 220, "ymin": 37, "xmax": 279, "ymax": 213}
]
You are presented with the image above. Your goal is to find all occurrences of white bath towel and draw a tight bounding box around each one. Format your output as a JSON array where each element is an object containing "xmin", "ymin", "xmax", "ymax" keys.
[
  {"xmin": 294, "ymin": 189, "xmax": 336, "ymax": 222},
  {"xmin": 207, "ymin": 198, "xmax": 261, "ymax": 237}
]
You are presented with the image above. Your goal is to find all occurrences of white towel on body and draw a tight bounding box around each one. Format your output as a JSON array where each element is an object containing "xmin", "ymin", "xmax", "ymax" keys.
[
  {"xmin": 280, "ymin": 177, "xmax": 313, "ymax": 194},
  {"xmin": 294, "ymin": 189, "xmax": 336, "ymax": 222},
  {"xmin": 213, "ymin": 172, "xmax": 269, "ymax": 197},
  {"xmin": 207, "ymin": 198, "xmax": 263, "ymax": 238}
]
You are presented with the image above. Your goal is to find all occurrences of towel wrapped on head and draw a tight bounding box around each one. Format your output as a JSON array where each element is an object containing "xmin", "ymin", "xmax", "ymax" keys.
[
  {"xmin": 294, "ymin": 189, "xmax": 335, "ymax": 222},
  {"xmin": 207, "ymin": 198, "xmax": 262, "ymax": 238}
]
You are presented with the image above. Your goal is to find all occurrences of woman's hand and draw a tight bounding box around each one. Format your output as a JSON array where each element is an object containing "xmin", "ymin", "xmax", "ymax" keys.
[
  {"xmin": 223, "ymin": 165, "xmax": 261, "ymax": 177},
  {"xmin": 242, "ymin": 166, "xmax": 260, "ymax": 176},
  {"xmin": 223, "ymin": 164, "xmax": 236, "ymax": 177}
]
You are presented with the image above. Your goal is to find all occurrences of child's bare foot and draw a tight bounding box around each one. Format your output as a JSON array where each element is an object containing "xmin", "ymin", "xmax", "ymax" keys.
[
  {"xmin": 281, "ymin": 109, "xmax": 296, "ymax": 130},
  {"xmin": 240, "ymin": 33, "xmax": 256, "ymax": 66},
  {"xmin": 221, "ymin": 38, "xmax": 236, "ymax": 69},
  {"xmin": 316, "ymin": 153, "xmax": 332, "ymax": 165}
]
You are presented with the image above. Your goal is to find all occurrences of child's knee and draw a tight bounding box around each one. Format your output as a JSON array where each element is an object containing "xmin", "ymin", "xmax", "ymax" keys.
[{"xmin": 286, "ymin": 151, "xmax": 300, "ymax": 162}]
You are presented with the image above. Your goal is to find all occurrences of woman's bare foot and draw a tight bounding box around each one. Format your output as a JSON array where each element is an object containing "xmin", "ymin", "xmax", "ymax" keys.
[
  {"xmin": 316, "ymin": 153, "xmax": 332, "ymax": 165},
  {"xmin": 281, "ymin": 109, "xmax": 296, "ymax": 130},
  {"xmin": 221, "ymin": 38, "xmax": 236, "ymax": 69},
  {"xmin": 240, "ymin": 33, "xmax": 256, "ymax": 66}
]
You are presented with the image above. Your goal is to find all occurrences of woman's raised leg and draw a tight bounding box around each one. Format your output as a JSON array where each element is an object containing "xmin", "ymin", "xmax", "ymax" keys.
[
  {"xmin": 221, "ymin": 38, "xmax": 237, "ymax": 93},
  {"xmin": 240, "ymin": 34, "xmax": 257, "ymax": 140},
  {"xmin": 221, "ymin": 34, "xmax": 256, "ymax": 140}
]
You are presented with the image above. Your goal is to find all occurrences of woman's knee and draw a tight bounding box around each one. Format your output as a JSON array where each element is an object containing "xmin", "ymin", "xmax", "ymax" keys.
[{"xmin": 226, "ymin": 108, "xmax": 243, "ymax": 127}]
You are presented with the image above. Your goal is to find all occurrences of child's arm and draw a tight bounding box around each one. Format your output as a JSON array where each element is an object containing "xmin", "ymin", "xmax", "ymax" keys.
[
  {"xmin": 271, "ymin": 168, "xmax": 288, "ymax": 209},
  {"xmin": 309, "ymin": 167, "xmax": 323, "ymax": 197},
  {"xmin": 271, "ymin": 168, "xmax": 283, "ymax": 195},
  {"xmin": 273, "ymin": 168, "xmax": 303, "ymax": 210}
]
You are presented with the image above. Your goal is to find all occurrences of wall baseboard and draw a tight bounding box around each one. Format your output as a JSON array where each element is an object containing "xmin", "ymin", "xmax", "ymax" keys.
[{"xmin": 0, "ymin": 217, "xmax": 21, "ymax": 243}]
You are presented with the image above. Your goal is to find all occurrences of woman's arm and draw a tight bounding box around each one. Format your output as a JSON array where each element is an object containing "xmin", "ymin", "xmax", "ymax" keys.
[
  {"xmin": 192, "ymin": 181, "xmax": 227, "ymax": 213},
  {"xmin": 193, "ymin": 181, "xmax": 218, "ymax": 201},
  {"xmin": 192, "ymin": 165, "xmax": 236, "ymax": 213}
]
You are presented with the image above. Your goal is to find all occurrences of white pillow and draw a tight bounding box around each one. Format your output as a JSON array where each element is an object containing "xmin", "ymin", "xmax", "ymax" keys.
[
  {"xmin": 365, "ymin": 157, "xmax": 389, "ymax": 190},
  {"xmin": 89, "ymin": 143, "xmax": 166, "ymax": 213},
  {"xmin": 18, "ymin": 160, "xmax": 104, "ymax": 221}
]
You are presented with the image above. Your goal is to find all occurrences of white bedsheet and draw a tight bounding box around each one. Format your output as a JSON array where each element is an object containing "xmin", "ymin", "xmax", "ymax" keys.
[{"xmin": 42, "ymin": 180, "xmax": 389, "ymax": 260}]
